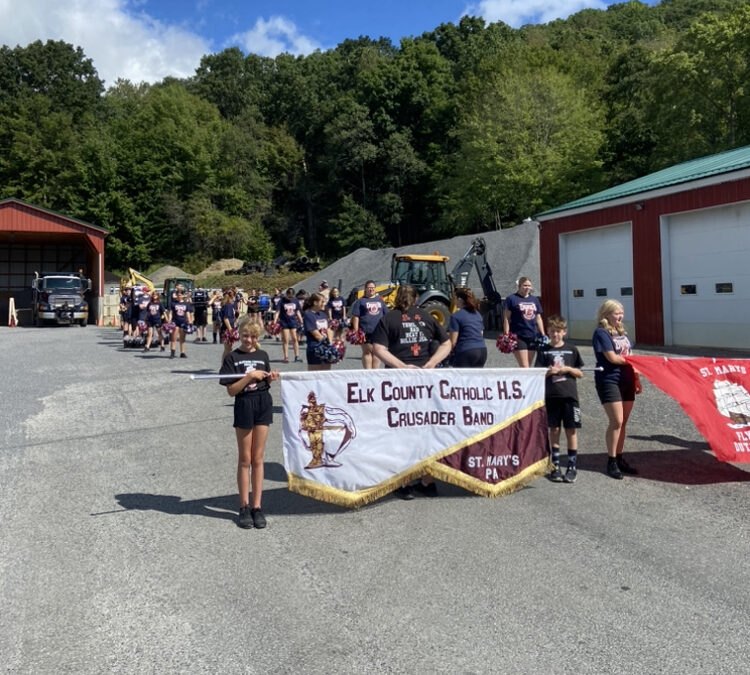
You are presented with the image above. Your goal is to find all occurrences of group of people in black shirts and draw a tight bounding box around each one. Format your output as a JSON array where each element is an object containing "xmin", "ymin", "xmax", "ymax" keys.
[{"xmin": 204, "ymin": 275, "xmax": 642, "ymax": 529}]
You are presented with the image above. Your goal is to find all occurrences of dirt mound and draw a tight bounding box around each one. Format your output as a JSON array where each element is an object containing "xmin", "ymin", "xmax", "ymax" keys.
[
  {"xmin": 195, "ymin": 259, "xmax": 244, "ymax": 279},
  {"xmin": 149, "ymin": 265, "xmax": 194, "ymax": 286}
]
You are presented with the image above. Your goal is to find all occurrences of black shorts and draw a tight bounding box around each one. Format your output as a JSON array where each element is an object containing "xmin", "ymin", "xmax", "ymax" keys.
[
  {"xmin": 306, "ymin": 346, "xmax": 327, "ymax": 365},
  {"xmin": 546, "ymin": 398, "xmax": 581, "ymax": 429},
  {"xmin": 515, "ymin": 336, "xmax": 536, "ymax": 350},
  {"xmin": 595, "ymin": 378, "xmax": 636, "ymax": 404},
  {"xmin": 194, "ymin": 307, "xmax": 207, "ymax": 326},
  {"xmin": 234, "ymin": 391, "xmax": 273, "ymax": 429},
  {"xmin": 452, "ymin": 348, "xmax": 488, "ymax": 368}
]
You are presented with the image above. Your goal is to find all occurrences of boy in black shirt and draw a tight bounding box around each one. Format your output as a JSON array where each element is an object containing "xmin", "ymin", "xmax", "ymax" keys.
[{"xmin": 534, "ymin": 315, "xmax": 584, "ymax": 483}]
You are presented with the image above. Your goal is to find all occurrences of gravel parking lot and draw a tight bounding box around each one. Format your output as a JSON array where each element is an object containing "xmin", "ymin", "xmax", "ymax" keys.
[{"xmin": 1, "ymin": 325, "xmax": 748, "ymax": 673}]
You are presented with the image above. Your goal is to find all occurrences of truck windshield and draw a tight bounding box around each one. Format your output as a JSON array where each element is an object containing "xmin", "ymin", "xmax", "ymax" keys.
[{"xmin": 45, "ymin": 278, "xmax": 82, "ymax": 290}]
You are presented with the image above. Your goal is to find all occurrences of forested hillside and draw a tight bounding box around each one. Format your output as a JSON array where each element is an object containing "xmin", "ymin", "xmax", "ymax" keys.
[{"xmin": 1, "ymin": 0, "xmax": 749, "ymax": 271}]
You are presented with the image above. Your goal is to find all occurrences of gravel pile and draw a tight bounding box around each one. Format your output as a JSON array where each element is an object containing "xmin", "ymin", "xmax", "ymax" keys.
[
  {"xmin": 149, "ymin": 265, "xmax": 194, "ymax": 286},
  {"xmin": 298, "ymin": 221, "xmax": 541, "ymax": 300}
]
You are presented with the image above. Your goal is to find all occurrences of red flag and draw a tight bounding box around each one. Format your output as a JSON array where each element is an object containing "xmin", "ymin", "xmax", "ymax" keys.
[{"xmin": 627, "ymin": 356, "xmax": 750, "ymax": 463}]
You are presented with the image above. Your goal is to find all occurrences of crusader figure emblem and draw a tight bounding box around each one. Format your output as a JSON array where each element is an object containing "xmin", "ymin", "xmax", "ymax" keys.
[
  {"xmin": 713, "ymin": 379, "xmax": 750, "ymax": 428},
  {"xmin": 299, "ymin": 391, "xmax": 357, "ymax": 469}
]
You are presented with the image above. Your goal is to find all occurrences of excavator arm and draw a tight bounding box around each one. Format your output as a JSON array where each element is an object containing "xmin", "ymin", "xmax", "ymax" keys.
[
  {"xmin": 121, "ymin": 268, "xmax": 155, "ymax": 293},
  {"xmin": 449, "ymin": 237, "xmax": 503, "ymax": 330}
]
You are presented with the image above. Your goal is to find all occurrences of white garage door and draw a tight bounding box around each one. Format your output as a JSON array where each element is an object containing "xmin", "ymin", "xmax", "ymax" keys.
[
  {"xmin": 559, "ymin": 223, "xmax": 635, "ymax": 342},
  {"xmin": 661, "ymin": 202, "xmax": 750, "ymax": 348}
]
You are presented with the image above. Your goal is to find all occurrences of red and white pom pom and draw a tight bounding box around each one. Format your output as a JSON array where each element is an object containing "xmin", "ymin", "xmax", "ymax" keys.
[
  {"xmin": 330, "ymin": 338, "xmax": 347, "ymax": 363},
  {"xmin": 137, "ymin": 320, "xmax": 148, "ymax": 333},
  {"xmin": 346, "ymin": 328, "xmax": 366, "ymax": 345},
  {"xmin": 329, "ymin": 319, "xmax": 340, "ymax": 332},
  {"xmin": 161, "ymin": 321, "xmax": 176, "ymax": 337},
  {"xmin": 221, "ymin": 328, "xmax": 239, "ymax": 344},
  {"xmin": 496, "ymin": 332, "xmax": 519, "ymax": 354},
  {"xmin": 265, "ymin": 321, "xmax": 281, "ymax": 336}
]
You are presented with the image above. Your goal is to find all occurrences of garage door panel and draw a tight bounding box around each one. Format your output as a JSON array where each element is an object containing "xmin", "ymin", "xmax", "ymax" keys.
[
  {"xmin": 666, "ymin": 202, "xmax": 750, "ymax": 348},
  {"xmin": 561, "ymin": 223, "xmax": 634, "ymax": 341}
]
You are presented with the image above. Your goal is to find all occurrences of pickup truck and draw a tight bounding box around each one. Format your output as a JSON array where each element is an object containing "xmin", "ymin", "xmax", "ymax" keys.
[{"xmin": 31, "ymin": 272, "xmax": 90, "ymax": 326}]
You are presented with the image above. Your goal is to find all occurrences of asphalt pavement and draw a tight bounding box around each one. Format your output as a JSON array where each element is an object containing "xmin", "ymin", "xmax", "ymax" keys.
[{"xmin": 1, "ymin": 325, "xmax": 748, "ymax": 674}]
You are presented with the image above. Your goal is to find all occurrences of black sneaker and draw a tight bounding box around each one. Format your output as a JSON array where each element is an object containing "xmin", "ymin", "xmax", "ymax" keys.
[
  {"xmin": 616, "ymin": 455, "xmax": 638, "ymax": 475},
  {"xmin": 180, "ymin": 353, "xmax": 187, "ymax": 358},
  {"xmin": 250, "ymin": 508, "xmax": 266, "ymax": 529},
  {"xmin": 414, "ymin": 481, "xmax": 438, "ymax": 497},
  {"xmin": 564, "ymin": 465, "xmax": 577, "ymax": 483},
  {"xmin": 238, "ymin": 506, "xmax": 253, "ymax": 529},
  {"xmin": 607, "ymin": 458, "xmax": 623, "ymax": 480},
  {"xmin": 548, "ymin": 466, "xmax": 564, "ymax": 482},
  {"xmin": 396, "ymin": 485, "xmax": 415, "ymax": 500}
]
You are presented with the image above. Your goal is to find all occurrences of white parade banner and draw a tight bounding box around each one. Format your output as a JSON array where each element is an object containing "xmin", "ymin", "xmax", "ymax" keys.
[{"xmin": 281, "ymin": 368, "xmax": 550, "ymax": 507}]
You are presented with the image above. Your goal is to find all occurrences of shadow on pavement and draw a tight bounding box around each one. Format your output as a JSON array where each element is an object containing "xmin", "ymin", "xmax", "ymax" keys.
[
  {"xmin": 106, "ymin": 487, "xmax": 350, "ymax": 521},
  {"xmin": 580, "ymin": 443, "xmax": 750, "ymax": 485},
  {"xmin": 98, "ymin": 460, "xmax": 487, "ymax": 522}
]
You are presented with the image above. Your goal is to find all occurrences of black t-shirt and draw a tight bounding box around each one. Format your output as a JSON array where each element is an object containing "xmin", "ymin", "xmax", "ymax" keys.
[
  {"xmin": 370, "ymin": 306, "xmax": 448, "ymax": 367},
  {"xmin": 219, "ymin": 348, "xmax": 271, "ymax": 395},
  {"xmin": 192, "ymin": 289, "xmax": 208, "ymax": 307},
  {"xmin": 534, "ymin": 341, "xmax": 584, "ymax": 400}
]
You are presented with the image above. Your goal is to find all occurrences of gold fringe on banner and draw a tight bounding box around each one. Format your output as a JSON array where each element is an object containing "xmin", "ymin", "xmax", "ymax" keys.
[
  {"xmin": 287, "ymin": 466, "xmax": 424, "ymax": 508},
  {"xmin": 426, "ymin": 457, "xmax": 553, "ymax": 498}
]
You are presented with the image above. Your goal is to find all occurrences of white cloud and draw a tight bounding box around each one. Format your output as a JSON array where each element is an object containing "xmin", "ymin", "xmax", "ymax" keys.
[
  {"xmin": 229, "ymin": 16, "xmax": 323, "ymax": 58},
  {"xmin": 0, "ymin": 0, "xmax": 210, "ymax": 86},
  {"xmin": 465, "ymin": 0, "xmax": 607, "ymax": 28}
]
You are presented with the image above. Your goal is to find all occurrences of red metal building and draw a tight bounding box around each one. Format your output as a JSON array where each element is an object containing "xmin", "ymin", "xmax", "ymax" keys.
[
  {"xmin": 536, "ymin": 146, "xmax": 750, "ymax": 349},
  {"xmin": 0, "ymin": 198, "xmax": 108, "ymax": 325}
]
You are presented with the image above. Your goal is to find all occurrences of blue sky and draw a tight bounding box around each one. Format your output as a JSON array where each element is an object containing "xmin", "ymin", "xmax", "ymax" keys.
[{"xmin": 1, "ymin": 0, "xmax": 656, "ymax": 86}]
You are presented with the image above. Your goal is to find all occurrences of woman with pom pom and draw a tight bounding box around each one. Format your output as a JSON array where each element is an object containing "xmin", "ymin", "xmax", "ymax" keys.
[{"xmin": 502, "ymin": 277, "xmax": 545, "ymax": 367}]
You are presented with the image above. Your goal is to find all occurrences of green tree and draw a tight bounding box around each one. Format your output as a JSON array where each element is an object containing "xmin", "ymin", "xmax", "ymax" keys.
[
  {"xmin": 190, "ymin": 48, "xmax": 272, "ymax": 119},
  {"xmin": 0, "ymin": 95, "xmax": 84, "ymax": 211},
  {"xmin": 0, "ymin": 40, "xmax": 103, "ymax": 118},
  {"xmin": 104, "ymin": 82, "xmax": 226, "ymax": 262},
  {"xmin": 646, "ymin": 5, "xmax": 750, "ymax": 166},
  {"xmin": 440, "ymin": 58, "xmax": 604, "ymax": 232},
  {"xmin": 186, "ymin": 196, "xmax": 274, "ymax": 261},
  {"xmin": 326, "ymin": 195, "xmax": 388, "ymax": 253}
]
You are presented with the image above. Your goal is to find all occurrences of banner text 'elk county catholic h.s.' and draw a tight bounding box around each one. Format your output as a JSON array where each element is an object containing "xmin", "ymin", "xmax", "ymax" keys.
[{"xmin": 281, "ymin": 368, "xmax": 551, "ymax": 508}]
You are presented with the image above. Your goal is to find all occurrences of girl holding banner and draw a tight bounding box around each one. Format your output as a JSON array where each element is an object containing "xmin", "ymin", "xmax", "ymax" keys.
[
  {"xmin": 371, "ymin": 284, "xmax": 452, "ymax": 499},
  {"xmin": 220, "ymin": 316, "xmax": 280, "ymax": 529},
  {"xmin": 592, "ymin": 299, "xmax": 642, "ymax": 480}
]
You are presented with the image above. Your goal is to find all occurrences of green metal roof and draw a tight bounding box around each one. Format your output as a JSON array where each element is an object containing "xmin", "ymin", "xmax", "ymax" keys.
[{"xmin": 536, "ymin": 144, "xmax": 750, "ymax": 218}]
